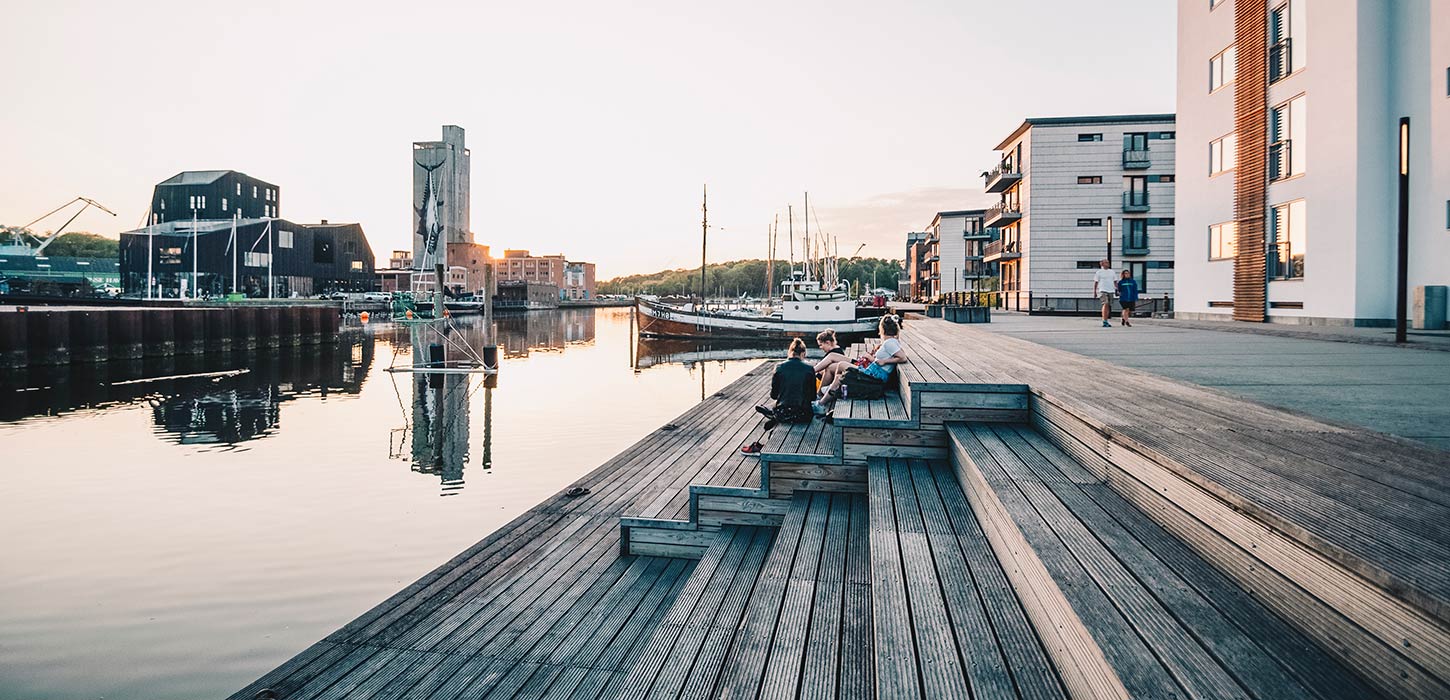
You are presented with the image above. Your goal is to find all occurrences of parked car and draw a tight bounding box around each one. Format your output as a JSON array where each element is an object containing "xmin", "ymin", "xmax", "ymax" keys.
[{"xmin": 362, "ymin": 292, "xmax": 391, "ymax": 302}]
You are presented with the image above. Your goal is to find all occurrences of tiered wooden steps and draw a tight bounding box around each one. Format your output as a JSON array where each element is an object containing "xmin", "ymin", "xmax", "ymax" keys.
[
  {"xmin": 615, "ymin": 491, "xmax": 873, "ymax": 699},
  {"xmin": 868, "ymin": 457, "xmax": 1067, "ymax": 700},
  {"xmin": 948, "ymin": 422, "xmax": 1380, "ymax": 700}
]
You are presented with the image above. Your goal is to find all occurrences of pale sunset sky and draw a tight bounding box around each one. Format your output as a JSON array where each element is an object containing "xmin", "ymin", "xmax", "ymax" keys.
[{"xmin": 0, "ymin": 0, "xmax": 1175, "ymax": 278}]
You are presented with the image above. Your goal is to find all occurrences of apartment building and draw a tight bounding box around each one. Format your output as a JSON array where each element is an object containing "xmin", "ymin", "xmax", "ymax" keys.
[
  {"xmin": 1176, "ymin": 0, "xmax": 1449, "ymax": 325},
  {"xmin": 903, "ymin": 231, "xmax": 932, "ymax": 299},
  {"xmin": 924, "ymin": 210, "xmax": 993, "ymax": 299},
  {"xmin": 983, "ymin": 115, "xmax": 1178, "ymax": 311}
]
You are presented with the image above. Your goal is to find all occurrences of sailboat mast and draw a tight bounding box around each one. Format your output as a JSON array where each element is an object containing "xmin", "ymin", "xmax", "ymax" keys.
[
  {"xmin": 787, "ymin": 205, "xmax": 795, "ymax": 290},
  {"xmin": 804, "ymin": 192, "xmax": 811, "ymax": 282},
  {"xmin": 700, "ymin": 184, "xmax": 708, "ymax": 309}
]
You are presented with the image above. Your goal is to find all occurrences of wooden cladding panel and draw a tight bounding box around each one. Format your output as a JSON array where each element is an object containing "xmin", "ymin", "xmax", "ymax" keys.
[{"xmin": 1233, "ymin": 0, "xmax": 1269, "ymax": 322}]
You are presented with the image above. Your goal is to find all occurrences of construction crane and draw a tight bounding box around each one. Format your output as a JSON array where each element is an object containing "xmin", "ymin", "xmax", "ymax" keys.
[{"xmin": 15, "ymin": 197, "xmax": 118, "ymax": 255}]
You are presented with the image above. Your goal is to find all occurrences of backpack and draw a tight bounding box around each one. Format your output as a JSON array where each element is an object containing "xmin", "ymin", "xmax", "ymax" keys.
[{"xmin": 841, "ymin": 367, "xmax": 888, "ymax": 400}]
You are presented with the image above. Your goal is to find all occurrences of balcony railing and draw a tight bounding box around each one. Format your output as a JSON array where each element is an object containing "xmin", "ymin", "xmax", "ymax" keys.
[
  {"xmin": 1123, "ymin": 234, "xmax": 1150, "ymax": 256},
  {"xmin": 983, "ymin": 202, "xmax": 1023, "ymax": 227},
  {"xmin": 963, "ymin": 227, "xmax": 994, "ymax": 240},
  {"xmin": 983, "ymin": 162, "xmax": 1023, "ymax": 193},
  {"xmin": 1122, "ymin": 191, "xmax": 1150, "ymax": 213},
  {"xmin": 1269, "ymin": 140, "xmax": 1292, "ymax": 181},
  {"xmin": 1122, "ymin": 148, "xmax": 1151, "ymax": 170},
  {"xmin": 983, "ymin": 239, "xmax": 1021, "ymax": 262},
  {"xmin": 1269, "ymin": 37, "xmax": 1293, "ymax": 83}
]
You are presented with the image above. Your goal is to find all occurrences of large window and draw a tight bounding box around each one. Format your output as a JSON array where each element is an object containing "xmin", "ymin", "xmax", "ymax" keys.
[
  {"xmin": 1268, "ymin": 200, "xmax": 1306, "ymax": 279},
  {"xmin": 1125, "ymin": 219, "xmax": 1149, "ymax": 253},
  {"xmin": 278, "ymin": 230, "xmax": 294, "ymax": 248},
  {"xmin": 1210, "ymin": 45, "xmax": 1236, "ymax": 92},
  {"xmin": 1209, "ymin": 221, "xmax": 1237, "ymax": 260},
  {"xmin": 1269, "ymin": 1, "xmax": 1305, "ymax": 82},
  {"xmin": 1210, "ymin": 133, "xmax": 1237, "ymax": 175},
  {"xmin": 1270, "ymin": 95, "xmax": 1306, "ymax": 180}
]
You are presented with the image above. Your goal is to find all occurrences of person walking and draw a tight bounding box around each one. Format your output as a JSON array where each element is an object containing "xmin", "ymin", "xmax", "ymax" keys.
[
  {"xmin": 1092, "ymin": 259, "xmax": 1119, "ymax": 328},
  {"xmin": 1116, "ymin": 268, "xmax": 1141, "ymax": 327},
  {"xmin": 742, "ymin": 337, "xmax": 817, "ymax": 454}
]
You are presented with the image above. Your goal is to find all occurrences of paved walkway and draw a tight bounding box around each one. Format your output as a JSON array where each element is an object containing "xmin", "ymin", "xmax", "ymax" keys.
[{"xmin": 975, "ymin": 313, "xmax": 1450, "ymax": 449}]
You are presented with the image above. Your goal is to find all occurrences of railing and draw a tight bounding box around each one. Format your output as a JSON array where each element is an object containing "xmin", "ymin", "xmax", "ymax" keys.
[
  {"xmin": 1269, "ymin": 37, "xmax": 1293, "ymax": 83},
  {"xmin": 1123, "ymin": 233, "xmax": 1150, "ymax": 256},
  {"xmin": 1268, "ymin": 241, "xmax": 1304, "ymax": 280},
  {"xmin": 978, "ymin": 291, "xmax": 1173, "ymax": 317},
  {"xmin": 984, "ymin": 202, "xmax": 1022, "ymax": 224},
  {"xmin": 1122, "ymin": 148, "xmax": 1151, "ymax": 169},
  {"xmin": 1122, "ymin": 191, "xmax": 1150, "ymax": 212},
  {"xmin": 982, "ymin": 162, "xmax": 1022, "ymax": 193},
  {"xmin": 984, "ymin": 239, "xmax": 1020, "ymax": 259},
  {"xmin": 1269, "ymin": 140, "xmax": 1292, "ymax": 181}
]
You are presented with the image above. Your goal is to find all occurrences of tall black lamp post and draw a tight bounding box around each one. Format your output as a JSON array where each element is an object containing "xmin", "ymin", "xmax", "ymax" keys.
[{"xmin": 1396, "ymin": 118, "xmax": 1410, "ymax": 344}]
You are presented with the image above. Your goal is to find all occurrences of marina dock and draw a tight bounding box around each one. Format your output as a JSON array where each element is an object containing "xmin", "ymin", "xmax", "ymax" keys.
[{"xmin": 233, "ymin": 316, "xmax": 1450, "ymax": 699}]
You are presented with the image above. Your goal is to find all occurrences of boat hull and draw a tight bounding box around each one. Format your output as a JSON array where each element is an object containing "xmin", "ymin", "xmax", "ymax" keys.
[{"xmin": 635, "ymin": 298, "xmax": 884, "ymax": 340}]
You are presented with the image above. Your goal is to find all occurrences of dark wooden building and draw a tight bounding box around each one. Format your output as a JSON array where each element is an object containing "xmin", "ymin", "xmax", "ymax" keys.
[
  {"xmin": 118, "ymin": 218, "xmax": 375, "ymax": 297},
  {"xmin": 150, "ymin": 170, "xmax": 280, "ymax": 224}
]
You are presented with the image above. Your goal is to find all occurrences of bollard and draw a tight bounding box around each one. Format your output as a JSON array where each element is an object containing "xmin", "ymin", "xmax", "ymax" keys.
[
  {"xmin": 26, "ymin": 310, "xmax": 71, "ymax": 366},
  {"xmin": 232, "ymin": 307, "xmax": 258, "ymax": 351},
  {"xmin": 277, "ymin": 306, "xmax": 301, "ymax": 347},
  {"xmin": 482, "ymin": 345, "xmax": 498, "ymax": 371},
  {"xmin": 204, "ymin": 309, "xmax": 233, "ymax": 354},
  {"xmin": 69, "ymin": 309, "xmax": 110, "ymax": 363},
  {"xmin": 107, "ymin": 309, "xmax": 144, "ymax": 360},
  {"xmin": 143, "ymin": 309, "xmax": 176, "ymax": 357},
  {"xmin": 173, "ymin": 309, "xmax": 206, "ymax": 355},
  {"xmin": 0, "ymin": 311, "xmax": 28, "ymax": 368},
  {"xmin": 255, "ymin": 307, "xmax": 279, "ymax": 349}
]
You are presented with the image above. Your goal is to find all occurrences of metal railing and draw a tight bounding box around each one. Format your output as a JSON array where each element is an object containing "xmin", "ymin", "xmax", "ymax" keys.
[
  {"xmin": 1123, "ymin": 233, "xmax": 1150, "ymax": 256},
  {"xmin": 976, "ymin": 291, "xmax": 1173, "ymax": 316},
  {"xmin": 984, "ymin": 201, "xmax": 1022, "ymax": 224},
  {"xmin": 1122, "ymin": 148, "xmax": 1151, "ymax": 169},
  {"xmin": 983, "ymin": 239, "xmax": 1020, "ymax": 259},
  {"xmin": 1122, "ymin": 191, "xmax": 1150, "ymax": 212},
  {"xmin": 1269, "ymin": 37, "xmax": 1293, "ymax": 83},
  {"xmin": 1269, "ymin": 140, "xmax": 1293, "ymax": 181}
]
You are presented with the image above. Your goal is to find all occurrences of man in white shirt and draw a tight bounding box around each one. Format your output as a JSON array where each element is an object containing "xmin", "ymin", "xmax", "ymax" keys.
[{"xmin": 1092, "ymin": 259, "xmax": 1119, "ymax": 329}]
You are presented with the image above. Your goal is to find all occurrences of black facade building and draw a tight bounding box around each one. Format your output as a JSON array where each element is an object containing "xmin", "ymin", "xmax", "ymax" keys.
[
  {"xmin": 119, "ymin": 218, "xmax": 375, "ymax": 297},
  {"xmin": 150, "ymin": 170, "xmax": 280, "ymax": 224}
]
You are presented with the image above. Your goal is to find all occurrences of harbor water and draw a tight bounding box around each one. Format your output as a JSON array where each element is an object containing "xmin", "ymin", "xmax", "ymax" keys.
[{"xmin": 0, "ymin": 307, "xmax": 768, "ymax": 699}]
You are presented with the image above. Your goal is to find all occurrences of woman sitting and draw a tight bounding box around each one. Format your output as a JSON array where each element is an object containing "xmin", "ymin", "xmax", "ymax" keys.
[
  {"xmin": 742, "ymin": 337, "xmax": 817, "ymax": 454},
  {"xmin": 816, "ymin": 316, "xmax": 906, "ymax": 409},
  {"xmin": 812, "ymin": 328, "xmax": 849, "ymax": 393}
]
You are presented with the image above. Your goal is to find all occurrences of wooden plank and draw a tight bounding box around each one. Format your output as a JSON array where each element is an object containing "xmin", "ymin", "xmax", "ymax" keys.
[
  {"xmin": 677, "ymin": 527, "xmax": 777, "ymax": 699},
  {"xmin": 867, "ymin": 458, "xmax": 922, "ymax": 700},
  {"xmin": 798, "ymin": 494, "xmax": 850, "ymax": 700},
  {"xmin": 759, "ymin": 492, "xmax": 831, "ymax": 698}
]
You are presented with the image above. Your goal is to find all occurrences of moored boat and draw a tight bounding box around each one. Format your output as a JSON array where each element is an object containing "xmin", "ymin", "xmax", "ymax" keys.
[{"xmin": 635, "ymin": 295, "xmax": 886, "ymax": 340}]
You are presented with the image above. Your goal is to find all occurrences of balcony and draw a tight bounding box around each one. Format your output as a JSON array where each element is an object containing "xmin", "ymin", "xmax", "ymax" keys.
[
  {"xmin": 983, "ymin": 162, "xmax": 1022, "ymax": 193},
  {"xmin": 1123, "ymin": 235, "xmax": 1150, "ymax": 257},
  {"xmin": 963, "ymin": 227, "xmax": 994, "ymax": 240},
  {"xmin": 1122, "ymin": 148, "xmax": 1151, "ymax": 170},
  {"xmin": 1269, "ymin": 140, "xmax": 1292, "ymax": 181},
  {"xmin": 983, "ymin": 202, "xmax": 1022, "ymax": 227},
  {"xmin": 1269, "ymin": 37, "xmax": 1293, "ymax": 83},
  {"xmin": 1122, "ymin": 191, "xmax": 1150, "ymax": 213},
  {"xmin": 983, "ymin": 239, "xmax": 1021, "ymax": 263}
]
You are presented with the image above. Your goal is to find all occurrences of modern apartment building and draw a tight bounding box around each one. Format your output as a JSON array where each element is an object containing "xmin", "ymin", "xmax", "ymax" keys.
[
  {"xmin": 150, "ymin": 170, "xmax": 279, "ymax": 224},
  {"xmin": 983, "ymin": 115, "xmax": 1178, "ymax": 311},
  {"xmin": 924, "ymin": 210, "xmax": 993, "ymax": 299},
  {"xmin": 1175, "ymin": 0, "xmax": 1449, "ymax": 325},
  {"xmin": 903, "ymin": 231, "xmax": 931, "ymax": 299}
]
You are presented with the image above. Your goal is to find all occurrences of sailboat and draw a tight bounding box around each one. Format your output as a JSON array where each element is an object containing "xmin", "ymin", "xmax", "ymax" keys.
[{"xmin": 635, "ymin": 190, "xmax": 887, "ymax": 341}]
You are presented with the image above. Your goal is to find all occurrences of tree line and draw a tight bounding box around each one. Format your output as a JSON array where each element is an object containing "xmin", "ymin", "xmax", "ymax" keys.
[
  {"xmin": 598, "ymin": 257, "xmax": 902, "ymax": 298},
  {"xmin": 0, "ymin": 227, "xmax": 118, "ymax": 257}
]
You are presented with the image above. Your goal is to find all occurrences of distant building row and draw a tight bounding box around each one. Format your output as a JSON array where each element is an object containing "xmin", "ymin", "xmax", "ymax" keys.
[{"xmin": 379, "ymin": 247, "xmax": 596, "ymax": 301}]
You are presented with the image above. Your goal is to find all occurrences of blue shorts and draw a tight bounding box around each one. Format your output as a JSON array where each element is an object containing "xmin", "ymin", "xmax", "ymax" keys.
[{"xmin": 861, "ymin": 363, "xmax": 891, "ymax": 381}]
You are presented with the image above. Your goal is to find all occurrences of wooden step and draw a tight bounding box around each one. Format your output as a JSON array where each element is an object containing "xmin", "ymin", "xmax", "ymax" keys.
[
  {"xmin": 948, "ymin": 422, "xmax": 1380, "ymax": 700},
  {"xmin": 867, "ymin": 457, "xmax": 1068, "ymax": 700}
]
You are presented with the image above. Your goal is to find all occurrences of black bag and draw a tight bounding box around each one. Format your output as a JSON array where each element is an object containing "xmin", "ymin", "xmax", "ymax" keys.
[{"xmin": 841, "ymin": 367, "xmax": 888, "ymax": 400}]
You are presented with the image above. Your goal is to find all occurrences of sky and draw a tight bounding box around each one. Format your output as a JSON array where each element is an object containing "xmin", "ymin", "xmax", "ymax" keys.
[{"xmin": 0, "ymin": 0, "xmax": 1176, "ymax": 279}]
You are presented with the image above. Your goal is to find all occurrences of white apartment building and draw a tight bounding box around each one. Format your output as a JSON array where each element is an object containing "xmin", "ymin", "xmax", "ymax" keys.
[
  {"xmin": 1176, "ymin": 0, "xmax": 1449, "ymax": 325},
  {"xmin": 924, "ymin": 209, "xmax": 993, "ymax": 299},
  {"xmin": 983, "ymin": 115, "xmax": 1178, "ymax": 312}
]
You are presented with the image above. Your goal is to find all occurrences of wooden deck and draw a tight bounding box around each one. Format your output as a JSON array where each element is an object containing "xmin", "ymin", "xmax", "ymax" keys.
[{"xmin": 235, "ymin": 316, "xmax": 1450, "ymax": 700}]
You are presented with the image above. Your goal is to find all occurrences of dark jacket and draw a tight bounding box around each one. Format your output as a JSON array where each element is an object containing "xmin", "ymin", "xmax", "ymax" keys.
[{"xmin": 770, "ymin": 357, "xmax": 816, "ymax": 422}]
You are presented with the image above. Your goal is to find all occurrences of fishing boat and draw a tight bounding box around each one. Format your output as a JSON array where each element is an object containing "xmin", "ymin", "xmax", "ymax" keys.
[{"xmin": 635, "ymin": 189, "xmax": 889, "ymax": 341}]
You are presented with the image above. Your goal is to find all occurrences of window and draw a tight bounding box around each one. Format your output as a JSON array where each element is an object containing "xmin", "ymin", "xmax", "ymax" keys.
[
  {"xmin": 1153, "ymin": 217, "xmax": 1176, "ymax": 226},
  {"xmin": 278, "ymin": 230, "xmax": 294, "ymax": 248},
  {"xmin": 1158, "ymin": 131, "xmax": 1176, "ymax": 140},
  {"xmin": 314, "ymin": 236, "xmax": 335, "ymax": 264},
  {"xmin": 1269, "ymin": 2, "xmax": 1304, "ymax": 81},
  {"xmin": 1210, "ymin": 133, "xmax": 1237, "ymax": 175},
  {"xmin": 159, "ymin": 199, "xmax": 165, "ymax": 210},
  {"xmin": 1124, "ymin": 132, "xmax": 1149, "ymax": 151},
  {"xmin": 253, "ymin": 186, "xmax": 259, "ymax": 198},
  {"xmin": 1076, "ymin": 261, "xmax": 1101, "ymax": 269},
  {"xmin": 188, "ymin": 195, "xmax": 195, "ymax": 209},
  {"xmin": 350, "ymin": 260, "xmax": 364, "ymax": 271},
  {"xmin": 1210, "ymin": 45, "xmax": 1237, "ymax": 92},
  {"xmin": 1128, "ymin": 262, "xmax": 1148, "ymax": 292},
  {"xmin": 1268, "ymin": 199, "xmax": 1306, "ymax": 279},
  {"xmin": 1078, "ymin": 133, "xmax": 1103, "ymax": 142},
  {"xmin": 244, "ymin": 251, "xmax": 271, "ymax": 268},
  {"xmin": 1077, "ymin": 218, "xmax": 1103, "ymax": 227},
  {"xmin": 1270, "ymin": 95, "xmax": 1306, "ymax": 180},
  {"xmin": 236, "ymin": 183, "xmax": 242, "ymax": 195},
  {"xmin": 1125, "ymin": 219, "xmax": 1149, "ymax": 253},
  {"xmin": 1209, "ymin": 221, "xmax": 1238, "ymax": 260},
  {"xmin": 1156, "ymin": 174, "xmax": 1176, "ymax": 183},
  {"xmin": 221, "ymin": 197, "xmax": 228, "ymax": 212},
  {"xmin": 1077, "ymin": 176, "xmax": 1103, "ymax": 185}
]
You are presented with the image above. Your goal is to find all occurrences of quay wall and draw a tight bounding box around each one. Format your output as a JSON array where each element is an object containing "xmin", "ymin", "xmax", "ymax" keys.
[{"xmin": 0, "ymin": 304, "xmax": 341, "ymax": 369}]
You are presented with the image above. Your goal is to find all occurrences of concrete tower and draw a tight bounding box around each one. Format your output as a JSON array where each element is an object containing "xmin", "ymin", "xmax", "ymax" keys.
[{"xmin": 411, "ymin": 125, "xmax": 472, "ymax": 271}]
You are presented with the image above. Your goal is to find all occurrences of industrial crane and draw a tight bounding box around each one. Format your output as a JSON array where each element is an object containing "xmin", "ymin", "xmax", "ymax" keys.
[{"xmin": 15, "ymin": 197, "xmax": 118, "ymax": 255}]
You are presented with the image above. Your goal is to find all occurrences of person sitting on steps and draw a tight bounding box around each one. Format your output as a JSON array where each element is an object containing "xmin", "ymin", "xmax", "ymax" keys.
[
  {"xmin": 742, "ymin": 337, "xmax": 817, "ymax": 454},
  {"xmin": 812, "ymin": 328, "xmax": 848, "ymax": 395},
  {"xmin": 815, "ymin": 315, "xmax": 907, "ymax": 412}
]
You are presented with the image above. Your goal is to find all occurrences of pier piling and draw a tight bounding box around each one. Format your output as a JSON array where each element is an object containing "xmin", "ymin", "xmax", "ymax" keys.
[
  {"xmin": 107, "ymin": 310, "xmax": 144, "ymax": 361},
  {"xmin": 0, "ymin": 312, "xmax": 27, "ymax": 369},
  {"xmin": 26, "ymin": 311, "xmax": 70, "ymax": 365},
  {"xmin": 69, "ymin": 309, "xmax": 110, "ymax": 363},
  {"xmin": 143, "ymin": 309, "xmax": 176, "ymax": 357},
  {"xmin": 204, "ymin": 309, "xmax": 233, "ymax": 354}
]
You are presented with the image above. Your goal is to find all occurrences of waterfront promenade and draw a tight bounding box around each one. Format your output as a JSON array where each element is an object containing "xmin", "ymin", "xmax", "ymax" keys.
[{"xmin": 234, "ymin": 317, "xmax": 1450, "ymax": 699}]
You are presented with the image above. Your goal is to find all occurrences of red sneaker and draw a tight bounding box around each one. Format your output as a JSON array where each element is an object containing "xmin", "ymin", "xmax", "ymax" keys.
[{"xmin": 740, "ymin": 441, "xmax": 764, "ymax": 454}]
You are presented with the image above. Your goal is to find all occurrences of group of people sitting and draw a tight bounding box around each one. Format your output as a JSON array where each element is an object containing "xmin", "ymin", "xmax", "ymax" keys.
[{"xmin": 742, "ymin": 315, "xmax": 907, "ymax": 454}]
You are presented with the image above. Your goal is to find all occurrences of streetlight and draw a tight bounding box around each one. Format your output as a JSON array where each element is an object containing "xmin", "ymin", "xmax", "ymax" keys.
[
  {"xmin": 1395, "ymin": 117, "xmax": 1410, "ymax": 343},
  {"xmin": 1105, "ymin": 216, "xmax": 1114, "ymax": 268}
]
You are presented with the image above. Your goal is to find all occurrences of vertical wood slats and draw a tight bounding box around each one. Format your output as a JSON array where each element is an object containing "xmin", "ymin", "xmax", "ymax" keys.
[{"xmin": 1233, "ymin": 0, "xmax": 1269, "ymax": 322}]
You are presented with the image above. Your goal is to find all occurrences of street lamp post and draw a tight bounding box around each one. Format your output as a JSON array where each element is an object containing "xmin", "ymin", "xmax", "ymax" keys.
[
  {"xmin": 1395, "ymin": 117, "xmax": 1410, "ymax": 343},
  {"xmin": 1105, "ymin": 216, "xmax": 1114, "ymax": 268}
]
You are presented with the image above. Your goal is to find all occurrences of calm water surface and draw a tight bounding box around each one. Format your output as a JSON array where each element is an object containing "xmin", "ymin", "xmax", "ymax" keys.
[{"xmin": 0, "ymin": 308, "xmax": 768, "ymax": 700}]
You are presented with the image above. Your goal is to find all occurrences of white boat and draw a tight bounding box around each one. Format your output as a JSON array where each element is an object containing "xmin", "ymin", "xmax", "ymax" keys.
[{"xmin": 635, "ymin": 295, "xmax": 885, "ymax": 340}]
